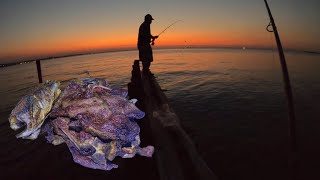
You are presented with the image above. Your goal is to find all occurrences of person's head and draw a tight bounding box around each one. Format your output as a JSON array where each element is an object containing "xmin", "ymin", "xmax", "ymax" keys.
[{"xmin": 144, "ymin": 14, "xmax": 154, "ymax": 24}]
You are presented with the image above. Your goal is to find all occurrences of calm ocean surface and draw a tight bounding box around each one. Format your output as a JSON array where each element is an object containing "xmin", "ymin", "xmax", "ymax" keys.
[{"xmin": 0, "ymin": 48, "xmax": 319, "ymax": 180}]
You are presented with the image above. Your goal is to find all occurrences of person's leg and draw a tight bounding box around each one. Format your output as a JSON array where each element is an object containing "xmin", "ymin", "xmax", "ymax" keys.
[
  {"xmin": 139, "ymin": 46, "xmax": 153, "ymax": 75},
  {"xmin": 139, "ymin": 47, "xmax": 147, "ymax": 73},
  {"xmin": 146, "ymin": 61, "xmax": 150, "ymax": 71},
  {"xmin": 142, "ymin": 60, "xmax": 149, "ymax": 74},
  {"xmin": 146, "ymin": 47, "xmax": 152, "ymax": 73}
]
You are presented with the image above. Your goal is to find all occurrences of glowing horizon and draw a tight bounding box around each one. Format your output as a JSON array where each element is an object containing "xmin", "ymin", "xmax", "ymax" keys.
[{"xmin": 1, "ymin": 0, "xmax": 320, "ymax": 63}]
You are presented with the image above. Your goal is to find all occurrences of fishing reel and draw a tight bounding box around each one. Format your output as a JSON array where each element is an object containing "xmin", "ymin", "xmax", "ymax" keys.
[{"xmin": 151, "ymin": 35, "xmax": 159, "ymax": 46}]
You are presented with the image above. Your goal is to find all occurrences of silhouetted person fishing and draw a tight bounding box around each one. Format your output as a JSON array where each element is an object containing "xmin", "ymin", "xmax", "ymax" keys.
[{"xmin": 138, "ymin": 14, "xmax": 158, "ymax": 76}]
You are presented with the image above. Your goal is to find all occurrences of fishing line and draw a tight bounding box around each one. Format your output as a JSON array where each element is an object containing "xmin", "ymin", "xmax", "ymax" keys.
[
  {"xmin": 152, "ymin": 20, "xmax": 184, "ymax": 45},
  {"xmin": 158, "ymin": 20, "xmax": 184, "ymax": 36},
  {"xmin": 266, "ymin": 21, "xmax": 277, "ymax": 75}
]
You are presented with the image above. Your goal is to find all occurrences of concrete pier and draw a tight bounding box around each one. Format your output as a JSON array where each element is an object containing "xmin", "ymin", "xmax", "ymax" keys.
[{"xmin": 128, "ymin": 60, "xmax": 218, "ymax": 180}]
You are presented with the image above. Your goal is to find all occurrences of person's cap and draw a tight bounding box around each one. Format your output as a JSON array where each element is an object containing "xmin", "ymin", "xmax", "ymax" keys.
[{"xmin": 145, "ymin": 14, "xmax": 154, "ymax": 21}]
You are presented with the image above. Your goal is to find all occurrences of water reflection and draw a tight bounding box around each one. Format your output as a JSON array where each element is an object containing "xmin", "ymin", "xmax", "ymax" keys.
[{"xmin": 0, "ymin": 48, "xmax": 320, "ymax": 179}]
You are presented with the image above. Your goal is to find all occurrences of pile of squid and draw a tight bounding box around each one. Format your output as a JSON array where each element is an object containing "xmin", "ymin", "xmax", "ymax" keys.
[{"xmin": 9, "ymin": 78, "xmax": 154, "ymax": 170}]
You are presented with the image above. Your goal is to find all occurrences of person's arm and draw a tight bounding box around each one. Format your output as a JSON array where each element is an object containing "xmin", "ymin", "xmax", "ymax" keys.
[
  {"xmin": 139, "ymin": 23, "xmax": 153, "ymax": 41},
  {"xmin": 150, "ymin": 35, "xmax": 159, "ymax": 45}
]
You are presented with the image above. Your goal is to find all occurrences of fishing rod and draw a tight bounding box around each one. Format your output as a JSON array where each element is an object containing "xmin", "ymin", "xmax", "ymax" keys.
[
  {"xmin": 264, "ymin": 0, "xmax": 297, "ymax": 179},
  {"xmin": 151, "ymin": 20, "xmax": 183, "ymax": 45}
]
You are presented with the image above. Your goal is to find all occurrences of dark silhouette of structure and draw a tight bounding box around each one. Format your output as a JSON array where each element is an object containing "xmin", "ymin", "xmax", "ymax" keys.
[
  {"xmin": 138, "ymin": 14, "xmax": 158, "ymax": 75},
  {"xmin": 128, "ymin": 60, "xmax": 218, "ymax": 180}
]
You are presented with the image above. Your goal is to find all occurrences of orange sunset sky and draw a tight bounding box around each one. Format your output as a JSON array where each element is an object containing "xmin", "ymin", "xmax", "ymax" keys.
[{"xmin": 1, "ymin": 0, "xmax": 320, "ymax": 64}]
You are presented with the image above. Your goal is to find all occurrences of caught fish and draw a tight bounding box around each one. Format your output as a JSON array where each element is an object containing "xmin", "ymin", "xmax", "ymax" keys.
[{"xmin": 9, "ymin": 80, "xmax": 61, "ymax": 139}]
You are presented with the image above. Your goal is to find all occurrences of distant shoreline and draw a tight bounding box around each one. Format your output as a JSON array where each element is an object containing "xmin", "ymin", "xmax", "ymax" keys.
[
  {"xmin": 0, "ymin": 48, "xmax": 136, "ymax": 68},
  {"xmin": 1, "ymin": 46, "xmax": 319, "ymax": 68}
]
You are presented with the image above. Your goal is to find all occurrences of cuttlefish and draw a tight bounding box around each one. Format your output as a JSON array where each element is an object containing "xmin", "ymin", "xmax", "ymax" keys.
[{"xmin": 44, "ymin": 78, "xmax": 154, "ymax": 170}]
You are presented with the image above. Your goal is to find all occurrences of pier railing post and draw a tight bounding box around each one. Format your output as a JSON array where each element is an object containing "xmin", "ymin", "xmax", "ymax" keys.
[
  {"xmin": 128, "ymin": 60, "xmax": 143, "ymax": 102},
  {"xmin": 36, "ymin": 60, "xmax": 43, "ymax": 83}
]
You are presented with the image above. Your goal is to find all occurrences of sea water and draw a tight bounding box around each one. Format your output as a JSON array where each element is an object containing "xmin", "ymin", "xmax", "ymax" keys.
[{"xmin": 0, "ymin": 48, "xmax": 319, "ymax": 180}]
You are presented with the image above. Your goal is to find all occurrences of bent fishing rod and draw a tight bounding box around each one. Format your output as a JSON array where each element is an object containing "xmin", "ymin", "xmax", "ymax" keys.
[
  {"xmin": 151, "ymin": 20, "xmax": 183, "ymax": 45},
  {"xmin": 264, "ymin": 0, "xmax": 297, "ymax": 179}
]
